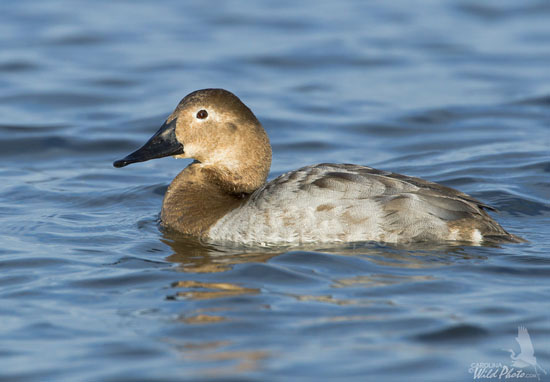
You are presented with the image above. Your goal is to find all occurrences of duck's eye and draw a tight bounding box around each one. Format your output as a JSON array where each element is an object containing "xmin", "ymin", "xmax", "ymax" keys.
[{"xmin": 196, "ymin": 110, "xmax": 208, "ymax": 119}]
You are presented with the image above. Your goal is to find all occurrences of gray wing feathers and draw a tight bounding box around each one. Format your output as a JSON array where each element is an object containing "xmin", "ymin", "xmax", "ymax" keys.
[
  {"xmin": 278, "ymin": 163, "xmax": 494, "ymax": 213},
  {"xmin": 243, "ymin": 163, "xmax": 515, "ymax": 243}
]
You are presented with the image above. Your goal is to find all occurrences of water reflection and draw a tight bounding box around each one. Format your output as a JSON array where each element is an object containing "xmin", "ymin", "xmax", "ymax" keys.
[
  {"xmin": 161, "ymin": 232, "xmax": 485, "ymax": 318},
  {"xmin": 288, "ymin": 293, "xmax": 359, "ymax": 306},
  {"xmin": 162, "ymin": 234, "xmax": 280, "ymax": 273},
  {"xmin": 170, "ymin": 280, "xmax": 260, "ymax": 300},
  {"xmin": 162, "ymin": 230, "xmax": 482, "ymax": 274},
  {"xmin": 332, "ymin": 274, "xmax": 436, "ymax": 289},
  {"xmin": 165, "ymin": 339, "xmax": 269, "ymax": 375},
  {"xmin": 159, "ymin": 231, "xmax": 507, "ymax": 378}
]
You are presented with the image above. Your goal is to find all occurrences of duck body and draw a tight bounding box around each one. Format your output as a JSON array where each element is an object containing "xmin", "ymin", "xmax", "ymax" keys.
[
  {"xmin": 114, "ymin": 89, "xmax": 523, "ymax": 246},
  {"xmin": 162, "ymin": 162, "xmax": 518, "ymax": 245}
]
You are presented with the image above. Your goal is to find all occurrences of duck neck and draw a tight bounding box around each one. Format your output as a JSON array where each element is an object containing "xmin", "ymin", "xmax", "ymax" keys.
[
  {"xmin": 160, "ymin": 163, "xmax": 255, "ymax": 238},
  {"xmin": 200, "ymin": 160, "xmax": 270, "ymax": 195},
  {"xmin": 195, "ymin": 126, "xmax": 272, "ymax": 194}
]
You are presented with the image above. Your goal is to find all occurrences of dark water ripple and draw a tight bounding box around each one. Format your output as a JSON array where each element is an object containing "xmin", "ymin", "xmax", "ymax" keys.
[{"xmin": 1, "ymin": 0, "xmax": 550, "ymax": 381}]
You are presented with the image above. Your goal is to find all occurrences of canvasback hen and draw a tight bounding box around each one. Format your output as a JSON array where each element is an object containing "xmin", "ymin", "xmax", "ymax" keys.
[{"xmin": 114, "ymin": 89, "xmax": 523, "ymax": 245}]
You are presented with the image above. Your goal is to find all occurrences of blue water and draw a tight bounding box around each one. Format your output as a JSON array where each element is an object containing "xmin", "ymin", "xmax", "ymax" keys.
[{"xmin": 1, "ymin": 1, "xmax": 549, "ymax": 381}]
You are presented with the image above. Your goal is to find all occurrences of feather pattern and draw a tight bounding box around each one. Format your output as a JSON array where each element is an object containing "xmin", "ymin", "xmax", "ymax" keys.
[{"xmin": 207, "ymin": 163, "xmax": 518, "ymax": 245}]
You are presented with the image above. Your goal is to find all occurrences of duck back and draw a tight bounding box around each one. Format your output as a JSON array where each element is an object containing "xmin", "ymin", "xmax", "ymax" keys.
[{"xmin": 207, "ymin": 163, "xmax": 521, "ymax": 245}]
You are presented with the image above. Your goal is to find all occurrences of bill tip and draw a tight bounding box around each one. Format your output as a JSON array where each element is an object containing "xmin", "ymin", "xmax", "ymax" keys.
[{"xmin": 113, "ymin": 160, "xmax": 128, "ymax": 168}]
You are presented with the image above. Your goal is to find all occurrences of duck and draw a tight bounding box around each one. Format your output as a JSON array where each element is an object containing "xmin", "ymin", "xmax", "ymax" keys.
[{"xmin": 114, "ymin": 88, "xmax": 523, "ymax": 246}]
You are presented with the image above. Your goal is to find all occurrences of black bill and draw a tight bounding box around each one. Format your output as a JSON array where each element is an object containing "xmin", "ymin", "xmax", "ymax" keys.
[{"xmin": 113, "ymin": 118, "xmax": 184, "ymax": 168}]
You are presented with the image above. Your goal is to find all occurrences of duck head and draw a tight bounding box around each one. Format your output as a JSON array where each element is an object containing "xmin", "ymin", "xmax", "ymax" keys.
[{"xmin": 114, "ymin": 89, "xmax": 272, "ymax": 192}]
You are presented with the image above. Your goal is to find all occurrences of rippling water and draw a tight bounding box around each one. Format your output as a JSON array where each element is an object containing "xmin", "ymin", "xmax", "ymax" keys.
[{"xmin": 1, "ymin": 1, "xmax": 549, "ymax": 381}]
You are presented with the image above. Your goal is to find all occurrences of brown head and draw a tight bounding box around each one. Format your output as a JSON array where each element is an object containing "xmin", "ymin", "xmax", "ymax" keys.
[{"xmin": 113, "ymin": 89, "xmax": 272, "ymax": 193}]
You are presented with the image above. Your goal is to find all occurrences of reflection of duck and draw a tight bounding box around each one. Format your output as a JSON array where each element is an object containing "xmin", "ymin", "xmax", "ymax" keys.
[
  {"xmin": 162, "ymin": 228, "xmax": 481, "ymax": 273},
  {"xmin": 504, "ymin": 326, "xmax": 546, "ymax": 378},
  {"xmin": 114, "ymin": 89, "xmax": 523, "ymax": 246},
  {"xmin": 161, "ymin": 233, "xmax": 279, "ymax": 273}
]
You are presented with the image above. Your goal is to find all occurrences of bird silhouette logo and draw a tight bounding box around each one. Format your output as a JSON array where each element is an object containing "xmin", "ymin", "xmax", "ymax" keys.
[{"xmin": 503, "ymin": 326, "xmax": 547, "ymax": 380}]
